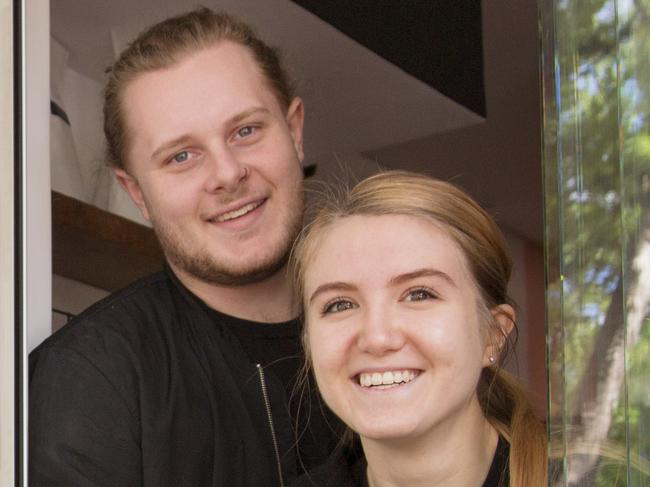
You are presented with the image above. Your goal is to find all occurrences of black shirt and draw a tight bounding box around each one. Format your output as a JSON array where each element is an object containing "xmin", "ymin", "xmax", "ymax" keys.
[
  {"xmin": 214, "ymin": 308, "xmax": 303, "ymax": 394},
  {"xmin": 30, "ymin": 268, "xmax": 339, "ymax": 486},
  {"xmin": 208, "ymin": 307, "xmax": 342, "ymax": 470}
]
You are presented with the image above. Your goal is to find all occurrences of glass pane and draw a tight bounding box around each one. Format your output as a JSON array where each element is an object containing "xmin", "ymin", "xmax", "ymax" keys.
[
  {"xmin": 619, "ymin": 1, "xmax": 650, "ymax": 484},
  {"xmin": 542, "ymin": 0, "xmax": 650, "ymax": 485}
]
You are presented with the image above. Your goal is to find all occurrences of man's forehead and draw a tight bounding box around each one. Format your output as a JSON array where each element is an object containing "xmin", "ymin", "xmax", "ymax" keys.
[{"xmin": 122, "ymin": 41, "xmax": 283, "ymax": 116}]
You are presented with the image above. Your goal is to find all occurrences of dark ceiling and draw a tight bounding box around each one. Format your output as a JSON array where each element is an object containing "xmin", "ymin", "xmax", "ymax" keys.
[{"xmin": 292, "ymin": 0, "xmax": 486, "ymax": 116}]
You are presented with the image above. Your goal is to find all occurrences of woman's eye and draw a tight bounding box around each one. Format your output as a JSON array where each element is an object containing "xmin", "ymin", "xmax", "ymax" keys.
[
  {"xmin": 322, "ymin": 299, "xmax": 356, "ymax": 315},
  {"xmin": 404, "ymin": 288, "xmax": 436, "ymax": 302},
  {"xmin": 171, "ymin": 151, "xmax": 190, "ymax": 164},
  {"xmin": 236, "ymin": 126, "xmax": 255, "ymax": 138}
]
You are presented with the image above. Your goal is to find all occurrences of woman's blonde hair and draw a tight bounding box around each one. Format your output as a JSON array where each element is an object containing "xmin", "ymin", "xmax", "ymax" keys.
[{"xmin": 291, "ymin": 170, "xmax": 547, "ymax": 487}]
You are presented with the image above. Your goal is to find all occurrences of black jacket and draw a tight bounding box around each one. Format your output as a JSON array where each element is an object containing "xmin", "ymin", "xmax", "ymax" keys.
[
  {"xmin": 292, "ymin": 437, "xmax": 510, "ymax": 487},
  {"xmin": 30, "ymin": 268, "xmax": 337, "ymax": 486}
]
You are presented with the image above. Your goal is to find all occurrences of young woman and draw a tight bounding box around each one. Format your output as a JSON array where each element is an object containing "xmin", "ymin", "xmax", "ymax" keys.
[{"xmin": 290, "ymin": 171, "xmax": 547, "ymax": 487}]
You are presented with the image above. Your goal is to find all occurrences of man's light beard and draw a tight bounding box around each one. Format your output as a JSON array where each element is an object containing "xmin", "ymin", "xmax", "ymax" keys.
[{"xmin": 150, "ymin": 209, "xmax": 303, "ymax": 287}]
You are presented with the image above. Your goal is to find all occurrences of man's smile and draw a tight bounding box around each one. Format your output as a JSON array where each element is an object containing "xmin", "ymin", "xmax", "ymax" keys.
[{"xmin": 210, "ymin": 199, "xmax": 266, "ymax": 223}]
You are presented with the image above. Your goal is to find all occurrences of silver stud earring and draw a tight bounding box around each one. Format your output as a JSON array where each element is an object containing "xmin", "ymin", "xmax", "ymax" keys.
[{"xmin": 488, "ymin": 356, "xmax": 496, "ymax": 364}]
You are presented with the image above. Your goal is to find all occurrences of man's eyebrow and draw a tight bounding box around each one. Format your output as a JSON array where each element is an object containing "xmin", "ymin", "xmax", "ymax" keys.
[
  {"xmin": 388, "ymin": 268, "xmax": 456, "ymax": 287},
  {"xmin": 229, "ymin": 106, "xmax": 271, "ymax": 124},
  {"xmin": 150, "ymin": 107, "xmax": 272, "ymax": 160},
  {"xmin": 151, "ymin": 134, "xmax": 194, "ymax": 161},
  {"xmin": 308, "ymin": 282, "xmax": 356, "ymax": 304}
]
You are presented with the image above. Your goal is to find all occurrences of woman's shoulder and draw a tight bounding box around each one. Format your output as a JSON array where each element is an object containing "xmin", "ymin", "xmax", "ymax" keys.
[{"xmin": 291, "ymin": 441, "xmax": 366, "ymax": 487}]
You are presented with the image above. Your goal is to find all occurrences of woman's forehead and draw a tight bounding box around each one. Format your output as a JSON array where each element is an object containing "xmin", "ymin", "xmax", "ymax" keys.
[{"xmin": 303, "ymin": 214, "xmax": 472, "ymax": 287}]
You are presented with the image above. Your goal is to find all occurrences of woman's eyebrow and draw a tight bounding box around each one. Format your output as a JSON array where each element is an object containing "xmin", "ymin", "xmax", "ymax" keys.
[
  {"xmin": 308, "ymin": 282, "xmax": 356, "ymax": 304},
  {"xmin": 388, "ymin": 268, "xmax": 456, "ymax": 287}
]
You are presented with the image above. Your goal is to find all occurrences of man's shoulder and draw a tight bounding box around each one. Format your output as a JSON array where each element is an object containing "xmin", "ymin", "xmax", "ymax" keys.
[
  {"xmin": 29, "ymin": 272, "xmax": 186, "ymax": 423},
  {"xmin": 32, "ymin": 271, "xmax": 176, "ymax": 362}
]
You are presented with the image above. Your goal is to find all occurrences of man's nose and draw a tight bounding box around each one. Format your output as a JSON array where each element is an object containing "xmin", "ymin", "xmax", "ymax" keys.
[
  {"xmin": 203, "ymin": 147, "xmax": 249, "ymax": 193},
  {"xmin": 356, "ymin": 308, "xmax": 406, "ymax": 356}
]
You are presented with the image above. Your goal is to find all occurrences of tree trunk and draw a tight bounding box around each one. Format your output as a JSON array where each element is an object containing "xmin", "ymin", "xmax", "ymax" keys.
[{"xmin": 566, "ymin": 195, "xmax": 650, "ymax": 484}]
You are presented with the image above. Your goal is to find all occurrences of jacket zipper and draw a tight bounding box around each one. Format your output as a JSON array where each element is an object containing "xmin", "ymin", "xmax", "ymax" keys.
[{"xmin": 257, "ymin": 363, "xmax": 285, "ymax": 487}]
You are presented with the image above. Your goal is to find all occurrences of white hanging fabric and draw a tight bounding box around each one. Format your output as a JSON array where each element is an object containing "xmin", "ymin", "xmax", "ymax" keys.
[{"xmin": 50, "ymin": 37, "xmax": 88, "ymax": 202}]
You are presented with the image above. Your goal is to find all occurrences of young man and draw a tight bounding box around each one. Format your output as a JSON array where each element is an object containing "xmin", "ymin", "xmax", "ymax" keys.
[{"xmin": 29, "ymin": 8, "xmax": 338, "ymax": 486}]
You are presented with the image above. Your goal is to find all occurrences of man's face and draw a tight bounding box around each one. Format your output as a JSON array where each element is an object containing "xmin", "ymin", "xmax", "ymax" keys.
[{"xmin": 116, "ymin": 41, "xmax": 305, "ymax": 286}]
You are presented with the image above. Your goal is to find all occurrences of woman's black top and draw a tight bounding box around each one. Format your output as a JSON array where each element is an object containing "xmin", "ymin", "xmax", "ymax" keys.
[{"xmin": 292, "ymin": 436, "xmax": 510, "ymax": 487}]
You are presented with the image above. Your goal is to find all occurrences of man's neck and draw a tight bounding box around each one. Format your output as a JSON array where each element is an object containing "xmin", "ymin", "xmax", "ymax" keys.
[{"xmin": 170, "ymin": 263, "xmax": 299, "ymax": 323}]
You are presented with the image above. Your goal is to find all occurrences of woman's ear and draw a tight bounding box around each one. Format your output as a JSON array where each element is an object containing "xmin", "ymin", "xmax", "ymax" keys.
[{"xmin": 482, "ymin": 304, "xmax": 516, "ymax": 367}]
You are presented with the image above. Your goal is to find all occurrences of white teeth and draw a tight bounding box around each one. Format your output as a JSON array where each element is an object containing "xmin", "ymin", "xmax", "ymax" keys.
[
  {"xmin": 215, "ymin": 201, "xmax": 260, "ymax": 222},
  {"xmin": 358, "ymin": 370, "xmax": 418, "ymax": 388}
]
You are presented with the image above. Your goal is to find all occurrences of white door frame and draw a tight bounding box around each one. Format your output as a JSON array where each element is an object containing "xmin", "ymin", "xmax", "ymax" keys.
[{"xmin": 0, "ymin": 1, "xmax": 18, "ymax": 484}]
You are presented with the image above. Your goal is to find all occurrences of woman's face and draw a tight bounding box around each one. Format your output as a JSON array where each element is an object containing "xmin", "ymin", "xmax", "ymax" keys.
[{"xmin": 303, "ymin": 214, "xmax": 495, "ymax": 443}]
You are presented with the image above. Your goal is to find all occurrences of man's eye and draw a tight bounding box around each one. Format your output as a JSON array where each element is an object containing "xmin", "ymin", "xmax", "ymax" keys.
[
  {"xmin": 171, "ymin": 151, "xmax": 190, "ymax": 164},
  {"xmin": 322, "ymin": 299, "xmax": 356, "ymax": 315},
  {"xmin": 403, "ymin": 288, "xmax": 437, "ymax": 302}
]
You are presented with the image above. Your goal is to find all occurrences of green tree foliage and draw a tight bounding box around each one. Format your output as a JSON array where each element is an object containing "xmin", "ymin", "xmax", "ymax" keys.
[{"xmin": 544, "ymin": 0, "xmax": 650, "ymax": 484}]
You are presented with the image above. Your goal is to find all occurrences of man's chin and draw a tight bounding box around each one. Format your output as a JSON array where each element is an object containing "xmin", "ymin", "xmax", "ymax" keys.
[
  {"xmin": 170, "ymin": 252, "xmax": 289, "ymax": 287},
  {"xmin": 200, "ymin": 265, "xmax": 284, "ymax": 287}
]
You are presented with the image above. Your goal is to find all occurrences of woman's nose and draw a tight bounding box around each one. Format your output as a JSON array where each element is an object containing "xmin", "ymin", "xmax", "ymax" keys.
[{"xmin": 356, "ymin": 309, "xmax": 406, "ymax": 355}]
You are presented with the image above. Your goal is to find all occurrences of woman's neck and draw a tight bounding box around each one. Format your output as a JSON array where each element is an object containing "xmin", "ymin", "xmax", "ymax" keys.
[{"xmin": 362, "ymin": 397, "xmax": 499, "ymax": 487}]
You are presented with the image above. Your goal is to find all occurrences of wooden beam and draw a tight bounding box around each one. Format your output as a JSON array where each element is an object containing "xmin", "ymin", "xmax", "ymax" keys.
[{"xmin": 52, "ymin": 191, "xmax": 164, "ymax": 292}]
